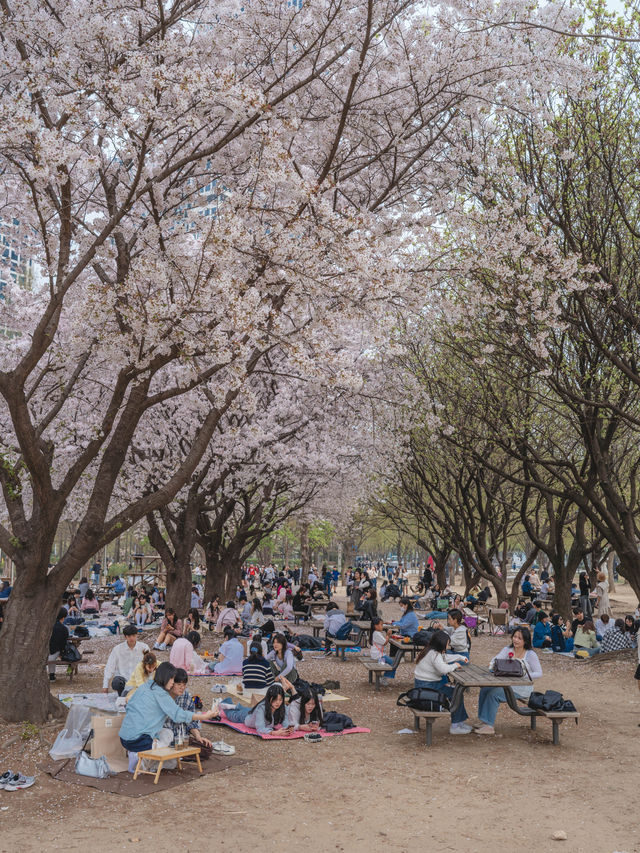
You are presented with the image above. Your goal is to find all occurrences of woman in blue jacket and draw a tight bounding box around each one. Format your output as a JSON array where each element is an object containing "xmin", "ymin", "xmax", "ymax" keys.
[
  {"xmin": 119, "ymin": 662, "xmax": 216, "ymax": 754},
  {"xmin": 532, "ymin": 612, "xmax": 552, "ymax": 648},
  {"xmin": 392, "ymin": 598, "xmax": 419, "ymax": 638}
]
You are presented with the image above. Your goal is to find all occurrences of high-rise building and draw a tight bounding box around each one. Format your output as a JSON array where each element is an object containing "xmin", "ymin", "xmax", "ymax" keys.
[{"xmin": 0, "ymin": 217, "xmax": 35, "ymax": 298}]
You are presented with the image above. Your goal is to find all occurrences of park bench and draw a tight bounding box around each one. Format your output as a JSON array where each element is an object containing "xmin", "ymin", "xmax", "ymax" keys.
[
  {"xmin": 331, "ymin": 638, "xmax": 357, "ymax": 661},
  {"xmin": 293, "ymin": 611, "xmax": 310, "ymax": 626},
  {"xmin": 50, "ymin": 656, "xmax": 89, "ymax": 681},
  {"xmin": 516, "ymin": 699, "xmax": 580, "ymax": 745},
  {"xmin": 359, "ymin": 658, "xmax": 395, "ymax": 690},
  {"xmin": 407, "ymin": 708, "xmax": 451, "ymax": 746}
]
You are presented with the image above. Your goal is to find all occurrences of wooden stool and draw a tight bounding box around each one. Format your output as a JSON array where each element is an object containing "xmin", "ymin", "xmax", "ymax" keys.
[{"xmin": 133, "ymin": 746, "xmax": 202, "ymax": 784}]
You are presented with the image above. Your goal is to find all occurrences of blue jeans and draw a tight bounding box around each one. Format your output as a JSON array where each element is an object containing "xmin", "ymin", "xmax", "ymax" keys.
[
  {"xmin": 414, "ymin": 677, "xmax": 468, "ymax": 724},
  {"xmin": 423, "ymin": 611, "xmax": 447, "ymax": 620},
  {"xmin": 575, "ymin": 646, "xmax": 600, "ymax": 657},
  {"xmin": 478, "ymin": 686, "xmax": 532, "ymax": 726},
  {"xmin": 382, "ymin": 653, "xmax": 397, "ymax": 678},
  {"xmin": 224, "ymin": 703, "xmax": 251, "ymax": 724},
  {"xmin": 120, "ymin": 733, "xmax": 153, "ymax": 752}
]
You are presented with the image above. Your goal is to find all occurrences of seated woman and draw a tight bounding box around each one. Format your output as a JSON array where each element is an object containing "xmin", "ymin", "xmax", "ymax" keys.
[
  {"xmin": 475, "ymin": 627, "xmax": 542, "ymax": 735},
  {"xmin": 205, "ymin": 596, "xmax": 220, "ymax": 630},
  {"xmin": 118, "ymin": 662, "xmax": 216, "ymax": 763},
  {"xmin": 369, "ymin": 616, "xmax": 398, "ymax": 679},
  {"xmin": 133, "ymin": 594, "xmax": 153, "ymax": 629},
  {"xmin": 170, "ymin": 630, "xmax": 209, "ymax": 674},
  {"xmin": 215, "ymin": 601, "xmax": 243, "ymax": 633},
  {"xmin": 277, "ymin": 592, "xmax": 295, "ymax": 621},
  {"xmin": 414, "ymin": 630, "xmax": 470, "ymax": 735},
  {"xmin": 392, "ymin": 598, "xmax": 419, "ymax": 638},
  {"xmin": 125, "ymin": 651, "xmax": 158, "ymax": 698},
  {"xmin": 292, "ymin": 585, "xmax": 311, "ymax": 618},
  {"xmin": 322, "ymin": 602, "xmax": 348, "ymax": 654},
  {"xmin": 184, "ymin": 607, "xmax": 201, "ymax": 635},
  {"xmin": 444, "ymin": 608, "xmax": 470, "ymax": 659},
  {"xmin": 262, "ymin": 593, "xmax": 275, "ymax": 617},
  {"xmin": 288, "ymin": 685, "xmax": 323, "ymax": 732},
  {"xmin": 213, "ymin": 626, "xmax": 245, "ymax": 674},
  {"xmin": 154, "ymin": 608, "xmax": 183, "ymax": 650},
  {"xmin": 165, "ymin": 668, "xmax": 213, "ymax": 750},
  {"xmin": 267, "ymin": 632, "xmax": 298, "ymax": 685},
  {"xmin": 550, "ymin": 614, "xmax": 574, "ymax": 652},
  {"xmin": 242, "ymin": 639, "xmax": 275, "ymax": 689},
  {"xmin": 532, "ymin": 612, "xmax": 552, "ymax": 648},
  {"xmin": 81, "ymin": 589, "xmax": 100, "ymax": 614},
  {"xmin": 249, "ymin": 598, "xmax": 269, "ymax": 629},
  {"xmin": 574, "ymin": 620, "xmax": 601, "ymax": 657},
  {"xmin": 65, "ymin": 595, "xmax": 81, "ymax": 618},
  {"xmin": 357, "ymin": 587, "xmax": 378, "ymax": 623},
  {"xmin": 465, "ymin": 584, "xmax": 481, "ymax": 607},
  {"xmin": 220, "ymin": 683, "xmax": 292, "ymax": 735}
]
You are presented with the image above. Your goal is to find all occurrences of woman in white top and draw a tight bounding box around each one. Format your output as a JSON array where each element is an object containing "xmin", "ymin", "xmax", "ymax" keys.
[
  {"xmin": 595, "ymin": 572, "xmax": 612, "ymax": 618},
  {"xmin": 287, "ymin": 686, "xmax": 323, "ymax": 732},
  {"xmin": 413, "ymin": 630, "xmax": 470, "ymax": 734},
  {"xmin": 213, "ymin": 627, "xmax": 245, "ymax": 674},
  {"xmin": 444, "ymin": 609, "xmax": 470, "ymax": 658},
  {"xmin": 476, "ymin": 626, "xmax": 543, "ymax": 735}
]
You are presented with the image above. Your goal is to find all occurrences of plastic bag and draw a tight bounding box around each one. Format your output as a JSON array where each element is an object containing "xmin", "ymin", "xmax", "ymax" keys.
[
  {"xmin": 49, "ymin": 705, "xmax": 93, "ymax": 760},
  {"xmin": 49, "ymin": 728, "xmax": 85, "ymax": 760}
]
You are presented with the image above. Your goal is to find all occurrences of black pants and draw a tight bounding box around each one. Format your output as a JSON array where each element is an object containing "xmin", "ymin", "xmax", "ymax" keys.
[{"xmin": 112, "ymin": 676, "xmax": 127, "ymax": 696}]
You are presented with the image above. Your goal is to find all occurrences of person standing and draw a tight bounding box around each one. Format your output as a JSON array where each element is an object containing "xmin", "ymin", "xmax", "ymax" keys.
[{"xmin": 595, "ymin": 572, "xmax": 612, "ymax": 618}]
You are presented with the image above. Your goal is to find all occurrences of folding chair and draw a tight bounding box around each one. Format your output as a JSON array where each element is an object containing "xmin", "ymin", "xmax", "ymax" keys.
[{"xmin": 488, "ymin": 609, "xmax": 509, "ymax": 636}]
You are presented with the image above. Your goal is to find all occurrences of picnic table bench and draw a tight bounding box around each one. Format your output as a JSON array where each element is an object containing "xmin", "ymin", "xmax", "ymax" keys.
[
  {"xmin": 359, "ymin": 658, "xmax": 395, "ymax": 690},
  {"xmin": 408, "ymin": 709, "xmax": 451, "ymax": 746},
  {"xmin": 293, "ymin": 610, "xmax": 311, "ymax": 626},
  {"xmin": 331, "ymin": 638, "xmax": 358, "ymax": 661},
  {"xmin": 51, "ymin": 657, "xmax": 89, "ymax": 681},
  {"xmin": 450, "ymin": 663, "xmax": 578, "ymax": 746}
]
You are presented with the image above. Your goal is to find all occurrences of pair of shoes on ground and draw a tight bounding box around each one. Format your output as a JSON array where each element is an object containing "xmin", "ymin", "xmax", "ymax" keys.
[
  {"xmin": 0, "ymin": 771, "xmax": 35, "ymax": 791},
  {"xmin": 153, "ymin": 642, "xmax": 167, "ymax": 650}
]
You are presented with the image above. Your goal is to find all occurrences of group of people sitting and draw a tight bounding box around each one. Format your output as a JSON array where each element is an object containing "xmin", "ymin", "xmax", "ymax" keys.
[{"xmin": 513, "ymin": 599, "xmax": 639, "ymax": 657}]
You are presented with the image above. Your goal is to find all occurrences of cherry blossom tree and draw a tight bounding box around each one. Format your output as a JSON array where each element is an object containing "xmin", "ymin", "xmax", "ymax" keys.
[{"xmin": 0, "ymin": 0, "xmax": 581, "ymax": 721}]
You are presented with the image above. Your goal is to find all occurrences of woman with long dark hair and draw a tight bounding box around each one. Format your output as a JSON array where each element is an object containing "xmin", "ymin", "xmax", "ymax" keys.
[
  {"xmin": 475, "ymin": 627, "xmax": 542, "ymax": 735},
  {"xmin": 413, "ymin": 630, "xmax": 470, "ymax": 734},
  {"xmin": 221, "ymin": 684, "xmax": 290, "ymax": 735}
]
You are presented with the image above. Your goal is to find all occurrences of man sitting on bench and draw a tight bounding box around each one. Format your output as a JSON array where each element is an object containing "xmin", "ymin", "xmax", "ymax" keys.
[{"xmin": 48, "ymin": 608, "xmax": 69, "ymax": 682}]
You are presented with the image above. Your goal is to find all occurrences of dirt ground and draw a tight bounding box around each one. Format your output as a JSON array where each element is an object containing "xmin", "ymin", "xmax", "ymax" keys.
[{"xmin": 1, "ymin": 584, "xmax": 639, "ymax": 853}]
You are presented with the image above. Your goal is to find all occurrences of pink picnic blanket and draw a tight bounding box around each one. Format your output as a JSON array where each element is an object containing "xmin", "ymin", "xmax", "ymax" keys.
[{"xmin": 204, "ymin": 710, "xmax": 370, "ymax": 740}]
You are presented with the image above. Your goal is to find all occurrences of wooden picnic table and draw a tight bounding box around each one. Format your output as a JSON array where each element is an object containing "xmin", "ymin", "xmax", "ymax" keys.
[
  {"xmin": 449, "ymin": 663, "xmax": 579, "ymax": 745},
  {"xmin": 389, "ymin": 636, "xmax": 420, "ymax": 663},
  {"xmin": 309, "ymin": 599, "xmax": 332, "ymax": 611}
]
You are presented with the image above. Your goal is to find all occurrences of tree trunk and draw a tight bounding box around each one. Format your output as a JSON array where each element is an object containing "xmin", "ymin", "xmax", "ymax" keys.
[
  {"xmin": 606, "ymin": 551, "xmax": 616, "ymax": 593},
  {"xmin": 434, "ymin": 549, "xmax": 448, "ymax": 590},
  {"xmin": 551, "ymin": 559, "xmax": 573, "ymax": 620},
  {"xmin": 165, "ymin": 559, "xmax": 193, "ymax": 618},
  {"xmin": 300, "ymin": 521, "xmax": 310, "ymax": 582},
  {"xmin": 0, "ymin": 569, "xmax": 69, "ymax": 722},
  {"xmin": 203, "ymin": 548, "xmax": 223, "ymax": 605}
]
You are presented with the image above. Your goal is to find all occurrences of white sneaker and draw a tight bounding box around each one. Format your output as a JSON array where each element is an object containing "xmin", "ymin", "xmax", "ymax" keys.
[
  {"xmin": 5, "ymin": 773, "xmax": 35, "ymax": 791},
  {"xmin": 450, "ymin": 722, "xmax": 473, "ymax": 735}
]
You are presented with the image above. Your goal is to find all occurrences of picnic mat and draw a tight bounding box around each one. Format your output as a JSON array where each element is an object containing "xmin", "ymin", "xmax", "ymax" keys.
[
  {"xmin": 204, "ymin": 710, "xmax": 370, "ymax": 740},
  {"xmin": 39, "ymin": 753, "xmax": 245, "ymax": 797}
]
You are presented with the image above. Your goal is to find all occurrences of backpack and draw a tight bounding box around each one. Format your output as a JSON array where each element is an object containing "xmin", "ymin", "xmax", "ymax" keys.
[
  {"xmin": 396, "ymin": 688, "xmax": 450, "ymax": 712},
  {"xmin": 528, "ymin": 690, "xmax": 564, "ymax": 712},
  {"xmin": 412, "ymin": 629, "xmax": 435, "ymax": 647},
  {"xmin": 322, "ymin": 711, "xmax": 355, "ymax": 732},
  {"xmin": 61, "ymin": 642, "xmax": 82, "ymax": 663},
  {"xmin": 74, "ymin": 626, "xmax": 90, "ymax": 638}
]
